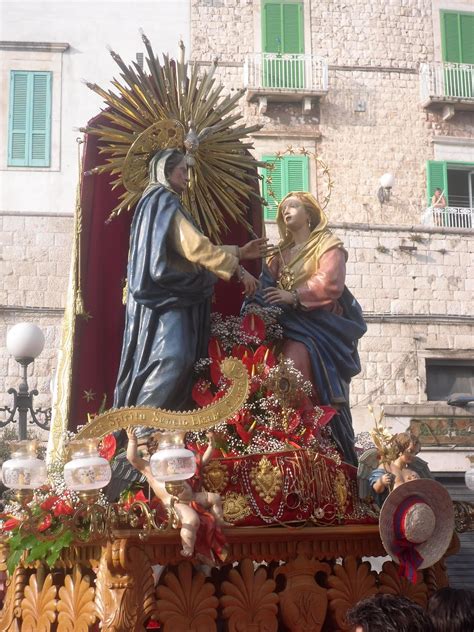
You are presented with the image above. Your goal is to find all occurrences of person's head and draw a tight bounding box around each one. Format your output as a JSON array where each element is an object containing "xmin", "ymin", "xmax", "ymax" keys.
[
  {"xmin": 148, "ymin": 149, "xmax": 188, "ymax": 194},
  {"xmin": 434, "ymin": 187, "xmax": 442, "ymax": 195},
  {"xmin": 428, "ymin": 587, "xmax": 474, "ymax": 632},
  {"xmin": 393, "ymin": 432, "xmax": 420, "ymax": 466},
  {"xmin": 276, "ymin": 191, "xmax": 327, "ymax": 242},
  {"xmin": 346, "ymin": 594, "xmax": 434, "ymax": 632},
  {"xmin": 280, "ymin": 195, "xmax": 312, "ymax": 233}
]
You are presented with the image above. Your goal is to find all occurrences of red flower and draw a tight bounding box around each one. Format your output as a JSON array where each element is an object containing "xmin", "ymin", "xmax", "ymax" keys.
[
  {"xmin": 121, "ymin": 489, "xmax": 149, "ymax": 511},
  {"xmin": 99, "ymin": 434, "xmax": 117, "ymax": 461},
  {"xmin": 37, "ymin": 513, "xmax": 53, "ymax": 532},
  {"xmin": 2, "ymin": 517, "xmax": 20, "ymax": 531},
  {"xmin": 208, "ymin": 337, "xmax": 225, "ymax": 362},
  {"xmin": 192, "ymin": 379, "xmax": 214, "ymax": 407},
  {"xmin": 253, "ymin": 345, "xmax": 277, "ymax": 374},
  {"xmin": 53, "ymin": 500, "xmax": 74, "ymax": 517},
  {"xmin": 241, "ymin": 313, "xmax": 266, "ymax": 342},
  {"xmin": 40, "ymin": 495, "xmax": 60, "ymax": 511}
]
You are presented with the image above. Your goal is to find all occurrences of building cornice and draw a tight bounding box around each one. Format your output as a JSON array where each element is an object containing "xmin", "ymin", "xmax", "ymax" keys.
[
  {"xmin": 0, "ymin": 41, "xmax": 69, "ymax": 53},
  {"xmin": 432, "ymin": 135, "xmax": 474, "ymax": 147}
]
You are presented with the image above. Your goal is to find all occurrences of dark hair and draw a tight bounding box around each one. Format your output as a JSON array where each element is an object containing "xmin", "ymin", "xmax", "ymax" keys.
[
  {"xmin": 434, "ymin": 187, "xmax": 442, "ymax": 192},
  {"xmin": 428, "ymin": 587, "xmax": 474, "ymax": 632},
  {"xmin": 346, "ymin": 594, "xmax": 434, "ymax": 632},
  {"xmin": 164, "ymin": 149, "xmax": 185, "ymax": 179}
]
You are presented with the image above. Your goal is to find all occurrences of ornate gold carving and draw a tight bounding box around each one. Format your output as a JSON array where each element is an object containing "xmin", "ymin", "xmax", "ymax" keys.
[
  {"xmin": 221, "ymin": 558, "xmax": 279, "ymax": 632},
  {"xmin": 222, "ymin": 492, "xmax": 252, "ymax": 523},
  {"xmin": 333, "ymin": 470, "xmax": 349, "ymax": 516},
  {"xmin": 122, "ymin": 120, "xmax": 185, "ymax": 193},
  {"xmin": 250, "ymin": 456, "xmax": 283, "ymax": 505},
  {"xmin": 21, "ymin": 572, "xmax": 57, "ymax": 632},
  {"xmin": 275, "ymin": 550, "xmax": 330, "ymax": 632},
  {"xmin": 203, "ymin": 460, "xmax": 229, "ymax": 493},
  {"xmin": 156, "ymin": 562, "xmax": 218, "ymax": 631},
  {"xmin": 327, "ymin": 556, "xmax": 378, "ymax": 630},
  {"xmin": 57, "ymin": 566, "xmax": 97, "ymax": 631},
  {"xmin": 378, "ymin": 560, "xmax": 428, "ymax": 608},
  {"xmin": 76, "ymin": 357, "xmax": 249, "ymax": 439}
]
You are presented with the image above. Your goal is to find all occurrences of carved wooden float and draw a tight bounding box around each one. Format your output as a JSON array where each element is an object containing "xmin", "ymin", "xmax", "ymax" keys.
[{"xmin": 0, "ymin": 525, "xmax": 457, "ymax": 632}]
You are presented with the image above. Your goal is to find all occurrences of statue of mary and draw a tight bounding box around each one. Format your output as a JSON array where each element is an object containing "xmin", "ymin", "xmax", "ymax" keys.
[{"xmin": 257, "ymin": 191, "xmax": 367, "ymax": 466}]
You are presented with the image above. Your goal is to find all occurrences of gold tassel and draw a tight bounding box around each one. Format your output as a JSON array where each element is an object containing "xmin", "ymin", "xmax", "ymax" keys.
[{"xmin": 74, "ymin": 137, "xmax": 86, "ymax": 317}]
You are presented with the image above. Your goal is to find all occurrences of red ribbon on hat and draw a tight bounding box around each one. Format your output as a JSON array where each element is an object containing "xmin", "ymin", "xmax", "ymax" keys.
[{"xmin": 392, "ymin": 495, "xmax": 426, "ymax": 584}]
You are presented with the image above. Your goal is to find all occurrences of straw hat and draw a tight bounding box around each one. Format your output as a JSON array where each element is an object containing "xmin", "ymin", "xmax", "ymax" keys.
[{"xmin": 379, "ymin": 479, "xmax": 454, "ymax": 580}]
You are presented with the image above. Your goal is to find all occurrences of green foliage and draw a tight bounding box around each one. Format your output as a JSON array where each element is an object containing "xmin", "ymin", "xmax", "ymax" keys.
[{"xmin": 6, "ymin": 527, "xmax": 74, "ymax": 575}]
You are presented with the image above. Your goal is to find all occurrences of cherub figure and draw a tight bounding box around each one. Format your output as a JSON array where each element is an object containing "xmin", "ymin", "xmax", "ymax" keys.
[
  {"xmin": 126, "ymin": 428, "xmax": 227, "ymax": 560},
  {"xmin": 358, "ymin": 432, "xmax": 431, "ymax": 507}
]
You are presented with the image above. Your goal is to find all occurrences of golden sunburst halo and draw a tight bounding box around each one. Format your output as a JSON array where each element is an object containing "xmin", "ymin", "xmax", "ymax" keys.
[{"xmin": 83, "ymin": 34, "xmax": 266, "ymax": 242}]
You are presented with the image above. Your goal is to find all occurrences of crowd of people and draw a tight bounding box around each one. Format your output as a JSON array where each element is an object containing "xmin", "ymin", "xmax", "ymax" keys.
[{"xmin": 347, "ymin": 589, "xmax": 474, "ymax": 632}]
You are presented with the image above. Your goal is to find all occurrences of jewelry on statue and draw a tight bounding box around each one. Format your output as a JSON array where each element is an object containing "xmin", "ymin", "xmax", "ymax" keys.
[
  {"xmin": 291, "ymin": 290, "xmax": 299, "ymax": 309},
  {"xmin": 237, "ymin": 265, "xmax": 245, "ymax": 282}
]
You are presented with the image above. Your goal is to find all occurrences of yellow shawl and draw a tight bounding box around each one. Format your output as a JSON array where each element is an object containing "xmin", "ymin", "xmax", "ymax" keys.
[{"xmin": 272, "ymin": 192, "xmax": 346, "ymax": 290}]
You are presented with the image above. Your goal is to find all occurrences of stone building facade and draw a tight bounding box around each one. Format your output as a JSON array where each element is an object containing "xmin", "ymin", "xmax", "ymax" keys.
[{"xmin": 0, "ymin": 0, "xmax": 473, "ymax": 477}]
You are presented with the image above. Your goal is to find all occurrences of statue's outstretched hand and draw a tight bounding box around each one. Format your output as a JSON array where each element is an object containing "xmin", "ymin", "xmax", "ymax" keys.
[{"xmin": 239, "ymin": 237, "xmax": 269, "ymax": 260}]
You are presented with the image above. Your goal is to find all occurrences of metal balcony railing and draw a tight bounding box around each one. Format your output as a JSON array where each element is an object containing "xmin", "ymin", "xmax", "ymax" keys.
[
  {"xmin": 422, "ymin": 206, "xmax": 474, "ymax": 229},
  {"xmin": 420, "ymin": 62, "xmax": 474, "ymax": 101},
  {"xmin": 244, "ymin": 53, "xmax": 328, "ymax": 92}
]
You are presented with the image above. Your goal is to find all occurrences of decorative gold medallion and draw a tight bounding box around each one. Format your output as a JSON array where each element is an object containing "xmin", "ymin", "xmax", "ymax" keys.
[
  {"xmin": 333, "ymin": 470, "xmax": 349, "ymax": 515},
  {"xmin": 222, "ymin": 492, "xmax": 251, "ymax": 523},
  {"xmin": 278, "ymin": 266, "xmax": 295, "ymax": 291},
  {"xmin": 250, "ymin": 456, "xmax": 283, "ymax": 505},
  {"xmin": 202, "ymin": 460, "xmax": 229, "ymax": 493}
]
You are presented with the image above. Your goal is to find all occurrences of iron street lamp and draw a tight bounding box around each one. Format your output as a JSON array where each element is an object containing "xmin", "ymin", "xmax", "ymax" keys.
[{"xmin": 0, "ymin": 323, "xmax": 51, "ymax": 441}]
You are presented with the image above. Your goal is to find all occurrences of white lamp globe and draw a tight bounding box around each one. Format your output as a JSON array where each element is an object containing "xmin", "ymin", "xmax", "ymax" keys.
[
  {"xmin": 6, "ymin": 323, "xmax": 45, "ymax": 361},
  {"xmin": 466, "ymin": 456, "xmax": 474, "ymax": 491},
  {"xmin": 380, "ymin": 173, "xmax": 395, "ymax": 189}
]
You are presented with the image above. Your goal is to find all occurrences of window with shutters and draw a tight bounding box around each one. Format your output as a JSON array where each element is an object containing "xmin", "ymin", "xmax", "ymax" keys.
[
  {"xmin": 440, "ymin": 11, "xmax": 474, "ymax": 98},
  {"xmin": 426, "ymin": 160, "xmax": 474, "ymax": 228},
  {"xmin": 8, "ymin": 70, "xmax": 52, "ymax": 167},
  {"xmin": 262, "ymin": 1, "xmax": 304, "ymax": 89},
  {"xmin": 261, "ymin": 154, "xmax": 309, "ymax": 220}
]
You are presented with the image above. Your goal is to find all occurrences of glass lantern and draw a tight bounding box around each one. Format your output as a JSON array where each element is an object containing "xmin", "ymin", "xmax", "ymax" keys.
[
  {"xmin": 150, "ymin": 432, "xmax": 195, "ymax": 494},
  {"xmin": 2, "ymin": 441, "xmax": 47, "ymax": 493},
  {"xmin": 465, "ymin": 455, "xmax": 474, "ymax": 491},
  {"xmin": 64, "ymin": 439, "xmax": 112, "ymax": 501}
]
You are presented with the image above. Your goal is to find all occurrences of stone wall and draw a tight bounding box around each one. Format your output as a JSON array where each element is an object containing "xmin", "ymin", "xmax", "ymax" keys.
[
  {"xmin": 190, "ymin": 0, "xmax": 474, "ymax": 225},
  {"xmin": 0, "ymin": 213, "xmax": 72, "ymax": 408}
]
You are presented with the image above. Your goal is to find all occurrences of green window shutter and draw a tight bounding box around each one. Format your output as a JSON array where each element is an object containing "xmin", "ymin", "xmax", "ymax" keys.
[
  {"xmin": 426, "ymin": 161, "xmax": 448, "ymax": 205},
  {"xmin": 8, "ymin": 70, "xmax": 51, "ymax": 167},
  {"xmin": 262, "ymin": 154, "xmax": 309, "ymax": 220},
  {"xmin": 262, "ymin": 155, "xmax": 283, "ymax": 220},
  {"xmin": 282, "ymin": 3, "xmax": 303, "ymax": 54},
  {"xmin": 263, "ymin": 3, "xmax": 283, "ymax": 53},
  {"xmin": 285, "ymin": 155, "xmax": 309, "ymax": 192},
  {"xmin": 30, "ymin": 72, "xmax": 52, "ymax": 167},
  {"xmin": 441, "ymin": 12, "xmax": 462, "ymax": 62},
  {"xmin": 8, "ymin": 72, "xmax": 29, "ymax": 166},
  {"xmin": 460, "ymin": 13, "xmax": 474, "ymax": 63}
]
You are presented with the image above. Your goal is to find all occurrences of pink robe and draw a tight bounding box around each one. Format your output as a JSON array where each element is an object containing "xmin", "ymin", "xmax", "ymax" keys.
[{"xmin": 268, "ymin": 247, "xmax": 346, "ymax": 400}]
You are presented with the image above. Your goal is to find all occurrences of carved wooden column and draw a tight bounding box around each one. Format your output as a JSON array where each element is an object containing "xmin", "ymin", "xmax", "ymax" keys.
[
  {"xmin": 95, "ymin": 539, "xmax": 158, "ymax": 631},
  {"xmin": 274, "ymin": 543, "xmax": 330, "ymax": 632}
]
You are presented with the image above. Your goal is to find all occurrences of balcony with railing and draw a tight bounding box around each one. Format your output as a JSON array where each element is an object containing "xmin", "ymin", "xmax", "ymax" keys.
[
  {"xmin": 244, "ymin": 53, "xmax": 328, "ymax": 113},
  {"xmin": 420, "ymin": 62, "xmax": 474, "ymax": 119},
  {"xmin": 422, "ymin": 206, "xmax": 474, "ymax": 229}
]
